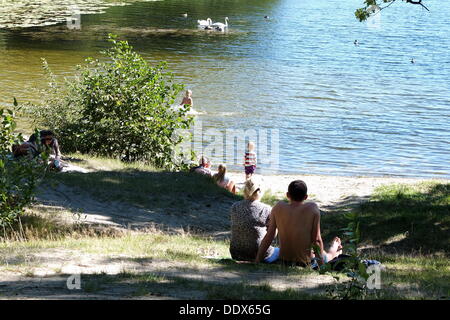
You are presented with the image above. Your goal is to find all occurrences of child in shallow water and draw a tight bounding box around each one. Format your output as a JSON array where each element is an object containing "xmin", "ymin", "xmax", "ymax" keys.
[{"xmin": 180, "ymin": 89, "xmax": 193, "ymax": 107}]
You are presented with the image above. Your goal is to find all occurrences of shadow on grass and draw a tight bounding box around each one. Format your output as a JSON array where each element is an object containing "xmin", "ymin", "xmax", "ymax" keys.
[
  {"xmin": 205, "ymin": 258, "xmax": 318, "ymax": 276},
  {"xmin": 51, "ymin": 169, "xmax": 241, "ymax": 205},
  {"xmin": 36, "ymin": 169, "xmax": 243, "ymax": 233},
  {"xmin": 1, "ymin": 212, "xmax": 125, "ymax": 242},
  {"xmin": 0, "ymin": 271, "xmax": 331, "ymax": 300},
  {"xmin": 321, "ymin": 182, "xmax": 450, "ymax": 256},
  {"xmin": 383, "ymin": 267, "xmax": 450, "ymax": 299},
  {"xmin": 3, "ymin": 247, "xmax": 447, "ymax": 299},
  {"xmin": 320, "ymin": 195, "xmax": 371, "ymax": 213}
]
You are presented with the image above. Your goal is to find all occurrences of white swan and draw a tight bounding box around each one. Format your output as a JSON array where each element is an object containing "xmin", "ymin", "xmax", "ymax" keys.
[
  {"xmin": 211, "ymin": 17, "xmax": 229, "ymax": 31},
  {"xmin": 197, "ymin": 18, "xmax": 212, "ymax": 27}
]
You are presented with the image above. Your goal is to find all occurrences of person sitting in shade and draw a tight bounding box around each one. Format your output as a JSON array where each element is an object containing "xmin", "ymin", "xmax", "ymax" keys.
[{"xmin": 213, "ymin": 164, "xmax": 237, "ymax": 194}]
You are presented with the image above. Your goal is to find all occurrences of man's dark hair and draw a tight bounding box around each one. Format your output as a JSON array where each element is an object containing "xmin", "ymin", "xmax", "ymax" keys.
[
  {"xmin": 288, "ymin": 180, "xmax": 308, "ymax": 201},
  {"xmin": 29, "ymin": 130, "xmax": 54, "ymax": 143},
  {"xmin": 40, "ymin": 130, "xmax": 54, "ymax": 137}
]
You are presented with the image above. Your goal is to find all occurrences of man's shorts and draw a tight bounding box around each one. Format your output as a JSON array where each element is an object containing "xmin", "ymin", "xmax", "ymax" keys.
[{"xmin": 264, "ymin": 247, "xmax": 280, "ymax": 264}]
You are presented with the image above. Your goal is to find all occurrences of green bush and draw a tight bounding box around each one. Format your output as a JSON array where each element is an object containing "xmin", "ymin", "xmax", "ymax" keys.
[
  {"xmin": 0, "ymin": 106, "xmax": 46, "ymax": 229},
  {"xmin": 26, "ymin": 59, "xmax": 83, "ymax": 155},
  {"xmin": 28, "ymin": 34, "xmax": 194, "ymax": 170}
]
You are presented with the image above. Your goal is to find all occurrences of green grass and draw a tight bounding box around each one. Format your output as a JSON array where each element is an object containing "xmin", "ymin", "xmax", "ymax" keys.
[
  {"xmin": 0, "ymin": 232, "xmax": 229, "ymax": 264},
  {"xmin": 321, "ymin": 181, "xmax": 449, "ymax": 255},
  {"xmin": 361, "ymin": 182, "xmax": 449, "ymax": 252},
  {"xmin": 0, "ymin": 229, "xmax": 317, "ymax": 276},
  {"xmin": 261, "ymin": 190, "xmax": 286, "ymax": 207},
  {"xmin": 1, "ymin": 153, "xmax": 449, "ymax": 299},
  {"xmin": 77, "ymin": 271, "xmax": 328, "ymax": 300},
  {"xmin": 83, "ymin": 272, "xmax": 112, "ymax": 293},
  {"xmin": 382, "ymin": 255, "xmax": 450, "ymax": 299},
  {"xmin": 1, "ymin": 205, "xmax": 124, "ymax": 242},
  {"xmin": 321, "ymin": 181, "xmax": 449, "ymax": 299},
  {"xmin": 0, "ymin": 229, "xmax": 330, "ymax": 299}
]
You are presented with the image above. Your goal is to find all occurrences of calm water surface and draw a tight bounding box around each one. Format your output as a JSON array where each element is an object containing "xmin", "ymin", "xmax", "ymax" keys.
[{"xmin": 0, "ymin": 0, "xmax": 449, "ymax": 177}]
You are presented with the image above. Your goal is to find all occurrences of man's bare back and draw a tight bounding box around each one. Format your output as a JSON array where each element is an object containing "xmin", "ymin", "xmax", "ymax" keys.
[
  {"xmin": 272, "ymin": 201, "xmax": 320, "ymax": 264},
  {"xmin": 256, "ymin": 180, "xmax": 339, "ymax": 266}
]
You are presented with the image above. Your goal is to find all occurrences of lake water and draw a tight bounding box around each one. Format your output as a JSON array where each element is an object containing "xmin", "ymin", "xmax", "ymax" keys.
[{"xmin": 0, "ymin": 0, "xmax": 449, "ymax": 177}]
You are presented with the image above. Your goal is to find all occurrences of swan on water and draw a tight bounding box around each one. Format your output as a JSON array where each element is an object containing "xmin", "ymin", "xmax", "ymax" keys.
[
  {"xmin": 197, "ymin": 18, "xmax": 212, "ymax": 27},
  {"xmin": 211, "ymin": 17, "xmax": 229, "ymax": 31}
]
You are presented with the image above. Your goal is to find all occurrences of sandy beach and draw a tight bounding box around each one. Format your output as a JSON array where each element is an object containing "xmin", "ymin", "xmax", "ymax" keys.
[
  {"xmin": 35, "ymin": 159, "xmax": 449, "ymax": 234},
  {"xmin": 228, "ymin": 172, "xmax": 448, "ymax": 212}
]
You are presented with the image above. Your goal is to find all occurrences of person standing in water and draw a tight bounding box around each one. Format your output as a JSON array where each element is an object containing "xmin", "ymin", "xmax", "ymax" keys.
[{"xmin": 180, "ymin": 89, "xmax": 193, "ymax": 107}]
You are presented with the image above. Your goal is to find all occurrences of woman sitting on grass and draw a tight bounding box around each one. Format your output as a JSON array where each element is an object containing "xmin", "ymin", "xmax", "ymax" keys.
[
  {"xmin": 213, "ymin": 164, "xmax": 237, "ymax": 194},
  {"xmin": 229, "ymin": 178, "xmax": 279, "ymax": 263}
]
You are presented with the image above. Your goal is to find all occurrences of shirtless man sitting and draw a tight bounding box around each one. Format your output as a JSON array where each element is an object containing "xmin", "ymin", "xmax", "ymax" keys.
[{"xmin": 255, "ymin": 180, "xmax": 343, "ymax": 266}]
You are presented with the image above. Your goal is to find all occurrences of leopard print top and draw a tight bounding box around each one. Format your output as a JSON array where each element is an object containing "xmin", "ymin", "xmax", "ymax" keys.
[{"xmin": 229, "ymin": 200, "xmax": 274, "ymax": 261}]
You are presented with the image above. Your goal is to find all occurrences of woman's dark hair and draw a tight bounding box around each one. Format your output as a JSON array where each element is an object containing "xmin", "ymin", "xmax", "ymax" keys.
[{"xmin": 287, "ymin": 180, "xmax": 307, "ymax": 201}]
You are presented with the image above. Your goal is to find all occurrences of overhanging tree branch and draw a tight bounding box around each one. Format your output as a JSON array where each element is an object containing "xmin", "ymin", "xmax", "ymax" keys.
[
  {"xmin": 355, "ymin": 0, "xmax": 430, "ymax": 21},
  {"xmin": 406, "ymin": 0, "xmax": 430, "ymax": 12}
]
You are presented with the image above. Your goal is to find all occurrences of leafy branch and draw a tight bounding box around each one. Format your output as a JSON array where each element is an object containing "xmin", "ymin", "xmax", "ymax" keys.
[
  {"xmin": 317, "ymin": 211, "xmax": 373, "ymax": 299},
  {"xmin": 355, "ymin": 0, "xmax": 429, "ymax": 22},
  {"xmin": 1, "ymin": 103, "xmax": 48, "ymax": 236}
]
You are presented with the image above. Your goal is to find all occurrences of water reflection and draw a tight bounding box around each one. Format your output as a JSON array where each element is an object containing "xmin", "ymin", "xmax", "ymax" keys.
[{"xmin": 0, "ymin": 0, "xmax": 449, "ymax": 177}]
